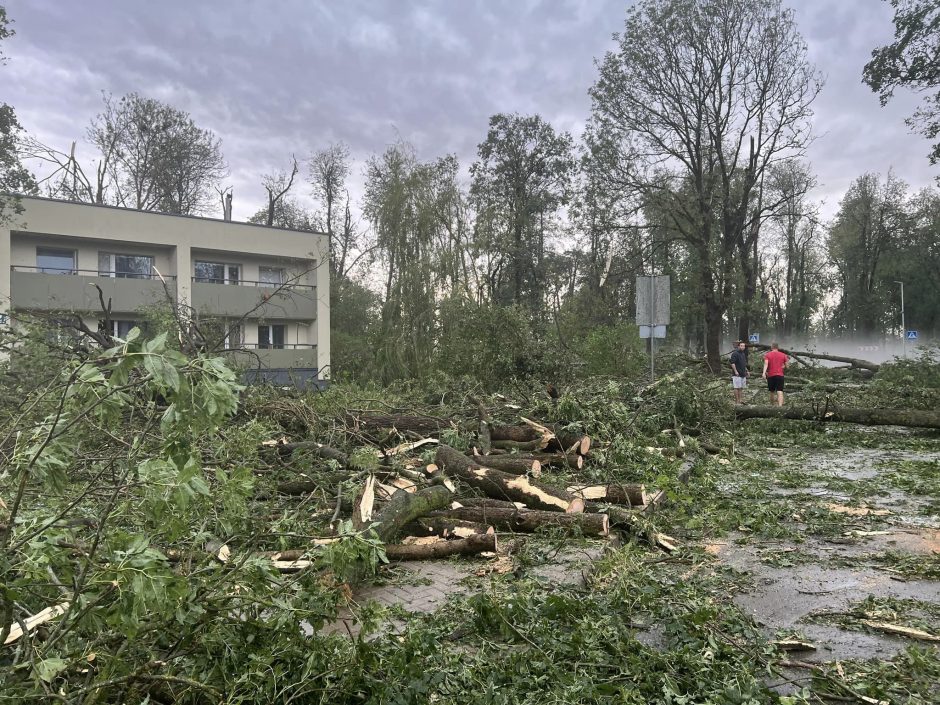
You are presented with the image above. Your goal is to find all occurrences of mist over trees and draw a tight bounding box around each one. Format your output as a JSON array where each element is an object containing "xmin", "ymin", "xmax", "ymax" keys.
[{"xmin": 5, "ymin": 0, "xmax": 939, "ymax": 381}]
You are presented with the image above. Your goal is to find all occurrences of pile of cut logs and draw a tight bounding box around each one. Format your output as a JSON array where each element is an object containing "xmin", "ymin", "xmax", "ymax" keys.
[{"xmin": 270, "ymin": 413, "xmax": 677, "ymax": 566}]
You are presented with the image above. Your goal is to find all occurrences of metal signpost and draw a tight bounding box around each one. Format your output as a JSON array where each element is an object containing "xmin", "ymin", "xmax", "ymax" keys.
[
  {"xmin": 636, "ymin": 275, "xmax": 670, "ymax": 383},
  {"xmin": 895, "ymin": 280, "xmax": 906, "ymax": 358}
]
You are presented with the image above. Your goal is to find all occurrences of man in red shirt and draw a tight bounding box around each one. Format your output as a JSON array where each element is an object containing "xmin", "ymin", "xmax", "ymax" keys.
[{"xmin": 762, "ymin": 342, "xmax": 789, "ymax": 406}]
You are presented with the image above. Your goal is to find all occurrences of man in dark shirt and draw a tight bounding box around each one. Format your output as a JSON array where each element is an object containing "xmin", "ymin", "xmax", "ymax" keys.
[{"xmin": 729, "ymin": 341, "xmax": 749, "ymax": 405}]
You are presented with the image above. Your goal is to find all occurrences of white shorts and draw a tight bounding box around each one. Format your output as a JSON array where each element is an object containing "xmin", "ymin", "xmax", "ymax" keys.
[{"xmin": 732, "ymin": 376, "xmax": 747, "ymax": 389}]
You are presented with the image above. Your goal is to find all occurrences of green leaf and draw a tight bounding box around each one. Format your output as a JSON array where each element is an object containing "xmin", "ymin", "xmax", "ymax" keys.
[{"xmin": 34, "ymin": 657, "xmax": 68, "ymax": 683}]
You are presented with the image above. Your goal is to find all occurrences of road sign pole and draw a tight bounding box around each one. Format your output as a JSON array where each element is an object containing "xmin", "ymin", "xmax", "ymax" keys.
[
  {"xmin": 895, "ymin": 280, "xmax": 906, "ymax": 359},
  {"xmin": 649, "ymin": 273, "xmax": 655, "ymax": 383}
]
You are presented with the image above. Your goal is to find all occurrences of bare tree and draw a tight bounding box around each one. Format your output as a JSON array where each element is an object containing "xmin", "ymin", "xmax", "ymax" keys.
[
  {"xmin": 87, "ymin": 92, "xmax": 227, "ymax": 214},
  {"xmin": 590, "ymin": 0, "xmax": 821, "ymax": 370},
  {"xmin": 309, "ymin": 143, "xmax": 353, "ymax": 275},
  {"xmin": 261, "ymin": 156, "xmax": 298, "ymax": 226}
]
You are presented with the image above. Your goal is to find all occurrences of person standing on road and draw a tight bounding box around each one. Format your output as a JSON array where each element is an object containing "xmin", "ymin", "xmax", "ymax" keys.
[
  {"xmin": 729, "ymin": 341, "xmax": 750, "ymax": 405},
  {"xmin": 762, "ymin": 342, "xmax": 789, "ymax": 407}
]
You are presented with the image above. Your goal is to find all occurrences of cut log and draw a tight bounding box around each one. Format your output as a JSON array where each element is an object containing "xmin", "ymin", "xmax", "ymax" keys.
[
  {"xmin": 491, "ymin": 439, "xmax": 547, "ymax": 452},
  {"xmin": 468, "ymin": 451, "xmax": 542, "ymax": 477},
  {"xmin": 529, "ymin": 452, "xmax": 584, "ymax": 470},
  {"xmin": 489, "ymin": 422, "xmax": 591, "ymax": 456},
  {"xmin": 735, "ymin": 405, "xmax": 940, "ymax": 429},
  {"xmin": 368, "ymin": 484, "xmax": 453, "ymax": 543},
  {"xmin": 402, "ymin": 517, "xmax": 495, "ymax": 539},
  {"xmin": 457, "ymin": 497, "xmax": 527, "ymax": 510},
  {"xmin": 384, "ymin": 533, "xmax": 497, "ymax": 561},
  {"xmin": 594, "ymin": 505, "xmax": 678, "ymax": 551},
  {"xmin": 748, "ymin": 343, "xmax": 880, "ymax": 372},
  {"xmin": 432, "ymin": 506, "xmax": 608, "ymax": 536},
  {"xmin": 435, "ymin": 445, "xmax": 583, "ymax": 513},
  {"xmin": 569, "ymin": 483, "xmax": 649, "ymax": 507}
]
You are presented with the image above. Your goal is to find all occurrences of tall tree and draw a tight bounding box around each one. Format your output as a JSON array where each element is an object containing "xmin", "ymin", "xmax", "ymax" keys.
[
  {"xmin": 864, "ymin": 0, "xmax": 940, "ymax": 163},
  {"xmin": 762, "ymin": 161, "xmax": 826, "ymax": 336},
  {"xmin": 470, "ymin": 113, "xmax": 575, "ymax": 312},
  {"xmin": 0, "ymin": 6, "xmax": 36, "ymax": 224},
  {"xmin": 363, "ymin": 143, "xmax": 464, "ymax": 382},
  {"xmin": 309, "ymin": 143, "xmax": 355, "ymax": 276},
  {"xmin": 87, "ymin": 92, "xmax": 227, "ymax": 214},
  {"xmin": 827, "ymin": 171, "xmax": 908, "ymax": 336},
  {"xmin": 590, "ymin": 0, "xmax": 821, "ymax": 370}
]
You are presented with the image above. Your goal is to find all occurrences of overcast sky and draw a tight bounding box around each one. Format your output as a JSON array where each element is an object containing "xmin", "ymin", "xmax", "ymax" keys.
[{"xmin": 3, "ymin": 0, "xmax": 935, "ymax": 221}]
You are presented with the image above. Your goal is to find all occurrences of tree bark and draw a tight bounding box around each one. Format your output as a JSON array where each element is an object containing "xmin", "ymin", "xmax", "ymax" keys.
[
  {"xmin": 465, "ymin": 452, "xmax": 542, "ymax": 477},
  {"xmin": 431, "ymin": 507, "xmax": 609, "ymax": 536},
  {"xmin": 402, "ymin": 517, "xmax": 495, "ymax": 539},
  {"xmin": 368, "ymin": 485, "xmax": 453, "ymax": 542},
  {"xmin": 489, "ymin": 424, "xmax": 591, "ymax": 455},
  {"xmin": 529, "ymin": 452, "xmax": 584, "ymax": 470},
  {"xmin": 435, "ymin": 445, "xmax": 583, "ymax": 513},
  {"xmin": 384, "ymin": 533, "xmax": 498, "ymax": 561},
  {"xmin": 735, "ymin": 405, "xmax": 940, "ymax": 429}
]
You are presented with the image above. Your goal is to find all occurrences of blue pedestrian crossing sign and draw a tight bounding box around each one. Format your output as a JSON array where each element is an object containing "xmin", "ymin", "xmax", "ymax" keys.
[
  {"xmin": 906, "ymin": 330, "xmax": 918, "ymax": 340},
  {"xmin": 748, "ymin": 333, "xmax": 759, "ymax": 343}
]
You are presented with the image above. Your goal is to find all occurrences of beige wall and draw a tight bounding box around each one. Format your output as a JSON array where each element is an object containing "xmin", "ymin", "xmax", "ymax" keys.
[{"xmin": 2, "ymin": 197, "xmax": 331, "ymax": 377}]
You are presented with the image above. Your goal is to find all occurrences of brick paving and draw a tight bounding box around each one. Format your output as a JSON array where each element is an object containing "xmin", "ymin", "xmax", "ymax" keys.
[{"xmin": 321, "ymin": 541, "xmax": 608, "ymax": 638}]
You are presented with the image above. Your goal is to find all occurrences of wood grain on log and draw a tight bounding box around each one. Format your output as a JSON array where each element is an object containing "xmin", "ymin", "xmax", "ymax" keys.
[{"xmin": 435, "ymin": 445, "xmax": 583, "ymax": 513}]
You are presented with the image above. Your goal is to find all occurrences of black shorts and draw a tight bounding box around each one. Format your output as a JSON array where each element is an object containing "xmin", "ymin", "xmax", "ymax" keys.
[{"xmin": 767, "ymin": 375, "xmax": 785, "ymax": 392}]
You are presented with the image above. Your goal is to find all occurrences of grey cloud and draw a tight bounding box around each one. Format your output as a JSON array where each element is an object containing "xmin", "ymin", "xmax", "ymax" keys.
[{"xmin": 3, "ymin": 0, "xmax": 935, "ymax": 221}]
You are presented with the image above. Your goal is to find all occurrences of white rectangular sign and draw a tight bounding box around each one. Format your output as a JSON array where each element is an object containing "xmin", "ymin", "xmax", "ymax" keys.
[{"xmin": 635, "ymin": 275, "xmax": 671, "ymax": 326}]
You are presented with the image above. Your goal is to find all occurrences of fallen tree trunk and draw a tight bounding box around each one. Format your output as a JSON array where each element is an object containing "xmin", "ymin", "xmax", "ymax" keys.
[
  {"xmin": 466, "ymin": 452, "xmax": 542, "ymax": 477},
  {"xmin": 570, "ymin": 483, "xmax": 649, "ymax": 507},
  {"xmin": 347, "ymin": 413, "xmax": 455, "ymax": 436},
  {"xmin": 749, "ymin": 344, "xmax": 880, "ymax": 372},
  {"xmin": 385, "ymin": 533, "xmax": 497, "ymax": 561},
  {"xmin": 735, "ymin": 405, "xmax": 940, "ymax": 429},
  {"xmin": 529, "ymin": 452, "xmax": 584, "ymax": 470},
  {"xmin": 456, "ymin": 497, "xmax": 526, "ymax": 510},
  {"xmin": 489, "ymin": 424, "xmax": 591, "ymax": 455},
  {"xmin": 402, "ymin": 517, "xmax": 495, "ymax": 539},
  {"xmin": 368, "ymin": 485, "xmax": 453, "ymax": 542},
  {"xmin": 432, "ymin": 507, "xmax": 609, "ymax": 536},
  {"xmin": 435, "ymin": 445, "xmax": 584, "ymax": 513}
]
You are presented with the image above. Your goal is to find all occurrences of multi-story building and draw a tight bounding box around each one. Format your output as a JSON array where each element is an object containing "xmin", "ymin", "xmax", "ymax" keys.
[{"xmin": 0, "ymin": 195, "xmax": 330, "ymax": 386}]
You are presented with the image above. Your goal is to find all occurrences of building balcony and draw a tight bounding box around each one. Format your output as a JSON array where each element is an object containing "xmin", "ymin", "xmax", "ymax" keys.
[
  {"xmin": 227, "ymin": 344, "xmax": 318, "ymax": 370},
  {"xmin": 191, "ymin": 279, "xmax": 317, "ymax": 320},
  {"xmin": 10, "ymin": 267, "xmax": 175, "ymax": 314}
]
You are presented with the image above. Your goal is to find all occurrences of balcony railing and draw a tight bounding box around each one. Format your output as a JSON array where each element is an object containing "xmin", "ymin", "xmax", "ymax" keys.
[
  {"xmin": 10, "ymin": 267, "xmax": 176, "ymax": 313},
  {"xmin": 239, "ymin": 343, "xmax": 317, "ymax": 350},
  {"xmin": 13, "ymin": 266, "xmax": 175, "ymax": 281},
  {"xmin": 191, "ymin": 277, "xmax": 315, "ymax": 290}
]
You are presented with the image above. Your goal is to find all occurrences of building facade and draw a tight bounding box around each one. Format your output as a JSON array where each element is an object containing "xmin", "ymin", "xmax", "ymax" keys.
[{"xmin": 0, "ymin": 196, "xmax": 330, "ymax": 385}]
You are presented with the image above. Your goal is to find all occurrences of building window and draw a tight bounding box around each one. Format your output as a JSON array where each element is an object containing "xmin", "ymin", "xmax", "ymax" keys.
[
  {"xmin": 36, "ymin": 248, "xmax": 76, "ymax": 274},
  {"xmin": 197, "ymin": 319, "xmax": 243, "ymax": 350},
  {"xmin": 98, "ymin": 253, "xmax": 154, "ymax": 279},
  {"xmin": 259, "ymin": 266, "xmax": 285, "ymax": 286},
  {"xmin": 195, "ymin": 261, "xmax": 240, "ymax": 284},
  {"xmin": 99, "ymin": 319, "xmax": 140, "ymax": 339},
  {"xmin": 258, "ymin": 324, "xmax": 285, "ymax": 349}
]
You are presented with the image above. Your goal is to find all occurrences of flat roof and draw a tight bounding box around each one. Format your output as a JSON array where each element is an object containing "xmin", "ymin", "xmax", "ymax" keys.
[{"xmin": 10, "ymin": 193, "xmax": 328, "ymax": 237}]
